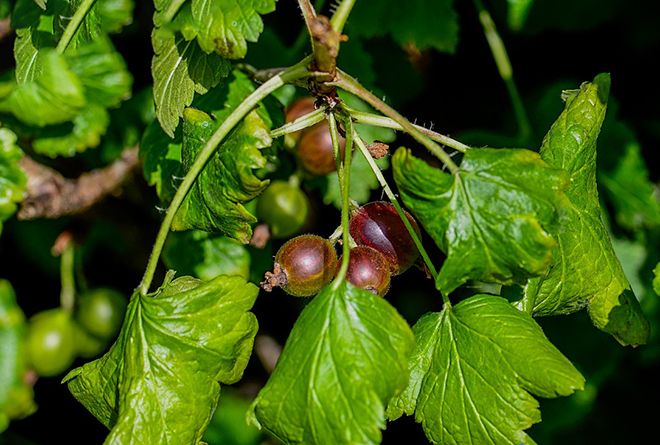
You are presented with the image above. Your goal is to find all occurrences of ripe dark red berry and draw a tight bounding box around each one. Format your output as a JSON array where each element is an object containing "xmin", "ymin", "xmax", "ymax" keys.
[
  {"xmin": 340, "ymin": 246, "xmax": 391, "ymax": 296},
  {"xmin": 349, "ymin": 202, "xmax": 421, "ymax": 275},
  {"xmin": 297, "ymin": 121, "xmax": 345, "ymax": 176},
  {"xmin": 262, "ymin": 235, "xmax": 337, "ymax": 297}
]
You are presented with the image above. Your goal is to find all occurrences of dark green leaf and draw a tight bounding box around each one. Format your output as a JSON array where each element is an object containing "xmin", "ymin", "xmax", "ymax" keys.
[
  {"xmin": 31, "ymin": 104, "xmax": 109, "ymax": 157},
  {"xmin": 387, "ymin": 295, "xmax": 584, "ymax": 445},
  {"xmin": 522, "ymin": 73, "xmax": 649, "ymax": 346},
  {"xmin": 151, "ymin": 28, "xmax": 230, "ymax": 136},
  {"xmin": 653, "ymin": 263, "xmax": 660, "ymax": 296},
  {"xmin": 0, "ymin": 128, "xmax": 26, "ymax": 235},
  {"xmin": 249, "ymin": 281, "xmax": 414, "ymax": 444},
  {"xmin": 393, "ymin": 147, "xmax": 567, "ymax": 295},
  {"xmin": 600, "ymin": 142, "xmax": 660, "ymax": 230},
  {"xmin": 348, "ymin": 0, "xmax": 459, "ymax": 53},
  {"xmin": 0, "ymin": 49, "xmax": 86, "ymax": 126},
  {"xmin": 64, "ymin": 272, "xmax": 259, "ymax": 444},
  {"xmin": 65, "ymin": 35, "xmax": 133, "ymax": 108},
  {"xmin": 163, "ymin": 230, "xmax": 251, "ymax": 281},
  {"xmin": 171, "ymin": 106, "xmax": 270, "ymax": 242},
  {"xmin": 0, "ymin": 279, "xmax": 36, "ymax": 432},
  {"xmin": 139, "ymin": 120, "xmax": 183, "ymax": 203}
]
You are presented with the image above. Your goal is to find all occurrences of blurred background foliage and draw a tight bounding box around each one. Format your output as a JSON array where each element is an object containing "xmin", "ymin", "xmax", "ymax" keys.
[{"xmin": 0, "ymin": 0, "xmax": 659, "ymax": 443}]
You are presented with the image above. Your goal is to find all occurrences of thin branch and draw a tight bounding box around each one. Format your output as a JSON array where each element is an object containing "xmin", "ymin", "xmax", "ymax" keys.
[
  {"xmin": 332, "ymin": 112, "xmax": 353, "ymax": 289},
  {"xmin": 347, "ymin": 107, "xmax": 470, "ymax": 153},
  {"xmin": 473, "ymin": 0, "xmax": 532, "ymax": 144},
  {"xmin": 0, "ymin": 18, "xmax": 11, "ymax": 41},
  {"xmin": 18, "ymin": 147, "xmax": 139, "ymax": 220},
  {"xmin": 330, "ymin": 0, "xmax": 357, "ymax": 34},
  {"xmin": 333, "ymin": 71, "xmax": 460, "ymax": 174}
]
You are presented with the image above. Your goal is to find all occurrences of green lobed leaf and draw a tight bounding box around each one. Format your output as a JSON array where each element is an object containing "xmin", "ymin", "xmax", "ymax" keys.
[
  {"xmin": 188, "ymin": 0, "xmax": 276, "ymax": 58},
  {"xmin": 0, "ymin": 49, "xmax": 86, "ymax": 126},
  {"xmin": 0, "ymin": 279, "xmax": 36, "ymax": 432},
  {"xmin": 522, "ymin": 73, "xmax": 649, "ymax": 346},
  {"xmin": 171, "ymin": 106, "xmax": 270, "ymax": 242},
  {"xmin": 508, "ymin": 0, "xmax": 535, "ymax": 30},
  {"xmin": 31, "ymin": 104, "xmax": 110, "ymax": 157},
  {"xmin": 348, "ymin": 0, "xmax": 459, "ymax": 53},
  {"xmin": 64, "ymin": 272, "xmax": 259, "ymax": 445},
  {"xmin": 387, "ymin": 295, "xmax": 584, "ymax": 445},
  {"xmin": 163, "ymin": 230, "xmax": 251, "ymax": 281},
  {"xmin": 653, "ymin": 263, "xmax": 660, "ymax": 296},
  {"xmin": 393, "ymin": 146, "xmax": 567, "ymax": 295},
  {"xmin": 249, "ymin": 281, "xmax": 414, "ymax": 444},
  {"xmin": 65, "ymin": 35, "xmax": 133, "ymax": 108},
  {"xmin": 0, "ymin": 128, "xmax": 26, "ymax": 235},
  {"xmin": 600, "ymin": 142, "xmax": 660, "ymax": 230},
  {"xmin": 151, "ymin": 27, "xmax": 230, "ymax": 137}
]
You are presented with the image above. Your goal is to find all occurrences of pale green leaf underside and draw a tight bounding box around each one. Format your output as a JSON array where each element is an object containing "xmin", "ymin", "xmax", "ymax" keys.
[
  {"xmin": 0, "ymin": 129, "xmax": 27, "ymax": 235},
  {"xmin": 522, "ymin": 73, "xmax": 649, "ymax": 346},
  {"xmin": 64, "ymin": 273, "xmax": 258, "ymax": 445},
  {"xmin": 249, "ymin": 281, "xmax": 414, "ymax": 445},
  {"xmin": 151, "ymin": 28, "xmax": 230, "ymax": 137},
  {"xmin": 393, "ymin": 147, "xmax": 567, "ymax": 295},
  {"xmin": 388, "ymin": 295, "xmax": 584, "ymax": 445}
]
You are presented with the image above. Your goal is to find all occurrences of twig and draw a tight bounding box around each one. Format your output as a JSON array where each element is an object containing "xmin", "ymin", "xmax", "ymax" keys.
[
  {"xmin": 17, "ymin": 147, "xmax": 139, "ymax": 220},
  {"xmin": 0, "ymin": 18, "xmax": 11, "ymax": 41}
]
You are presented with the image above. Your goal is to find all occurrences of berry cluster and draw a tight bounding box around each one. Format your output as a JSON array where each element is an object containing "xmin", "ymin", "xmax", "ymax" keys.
[{"xmin": 262, "ymin": 202, "xmax": 420, "ymax": 297}]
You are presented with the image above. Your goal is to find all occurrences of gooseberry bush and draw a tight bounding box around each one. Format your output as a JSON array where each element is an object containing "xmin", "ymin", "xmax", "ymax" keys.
[{"xmin": 1, "ymin": 0, "xmax": 659, "ymax": 444}]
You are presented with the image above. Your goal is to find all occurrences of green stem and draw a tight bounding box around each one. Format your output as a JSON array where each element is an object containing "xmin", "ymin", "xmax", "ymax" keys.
[
  {"xmin": 327, "ymin": 111, "xmax": 345, "ymax": 196},
  {"xmin": 60, "ymin": 244, "xmax": 75, "ymax": 313},
  {"xmin": 333, "ymin": 71, "xmax": 460, "ymax": 175},
  {"xmin": 138, "ymin": 62, "xmax": 311, "ymax": 295},
  {"xmin": 291, "ymin": 0, "xmax": 327, "ymax": 55},
  {"xmin": 332, "ymin": 113, "xmax": 353, "ymax": 288},
  {"xmin": 347, "ymin": 107, "xmax": 470, "ymax": 153},
  {"xmin": 55, "ymin": 0, "xmax": 98, "ymax": 54},
  {"xmin": 270, "ymin": 107, "xmax": 326, "ymax": 138},
  {"xmin": 330, "ymin": 0, "xmax": 357, "ymax": 34},
  {"xmin": 473, "ymin": 0, "xmax": 532, "ymax": 144},
  {"xmin": 352, "ymin": 134, "xmax": 447, "ymax": 303},
  {"xmin": 298, "ymin": 0, "xmax": 317, "ymax": 50}
]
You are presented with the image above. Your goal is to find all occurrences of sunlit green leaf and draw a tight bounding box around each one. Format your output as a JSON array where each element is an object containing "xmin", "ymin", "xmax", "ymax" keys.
[
  {"xmin": 171, "ymin": 107, "xmax": 269, "ymax": 242},
  {"xmin": 170, "ymin": 71, "xmax": 273, "ymax": 242},
  {"xmin": 64, "ymin": 272, "xmax": 259, "ymax": 445},
  {"xmin": 388, "ymin": 295, "xmax": 584, "ymax": 445},
  {"xmin": 0, "ymin": 49, "xmax": 85, "ymax": 126},
  {"xmin": 96, "ymin": 0, "xmax": 134, "ymax": 33},
  {"xmin": 0, "ymin": 128, "xmax": 26, "ymax": 235},
  {"xmin": 65, "ymin": 35, "xmax": 133, "ymax": 108},
  {"xmin": 522, "ymin": 73, "xmax": 649, "ymax": 346},
  {"xmin": 249, "ymin": 281, "xmax": 414, "ymax": 445},
  {"xmin": 393, "ymin": 147, "xmax": 567, "ymax": 295},
  {"xmin": 139, "ymin": 120, "xmax": 183, "ymax": 203},
  {"xmin": 31, "ymin": 104, "xmax": 109, "ymax": 157},
  {"xmin": 151, "ymin": 28, "xmax": 230, "ymax": 136}
]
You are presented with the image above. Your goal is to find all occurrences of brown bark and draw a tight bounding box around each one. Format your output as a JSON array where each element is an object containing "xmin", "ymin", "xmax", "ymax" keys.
[{"xmin": 18, "ymin": 147, "xmax": 139, "ymax": 220}]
